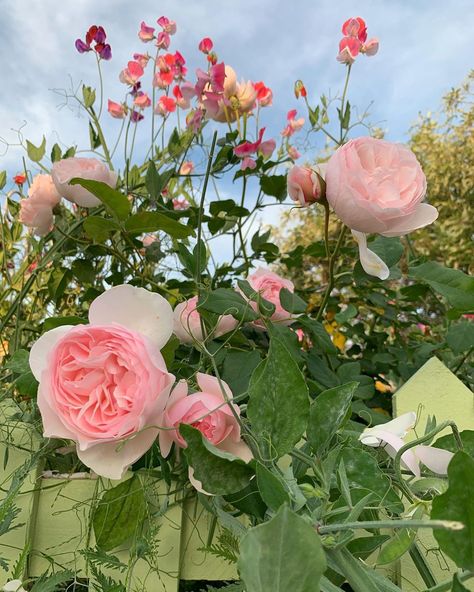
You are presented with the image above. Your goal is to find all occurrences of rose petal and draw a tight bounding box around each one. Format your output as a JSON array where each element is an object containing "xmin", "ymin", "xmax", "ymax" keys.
[
  {"xmin": 88, "ymin": 284, "xmax": 173, "ymax": 349},
  {"xmin": 196, "ymin": 372, "xmax": 233, "ymax": 400},
  {"xmin": 76, "ymin": 427, "xmax": 159, "ymax": 480},
  {"xmin": 218, "ymin": 437, "xmax": 253, "ymax": 462},
  {"xmin": 381, "ymin": 203, "xmax": 439, "ymax": 237},
  {"xmin": 352, "ymin": 230, "xmax": 390, "ymax": 280},
  {"xmin": 37, "ymin": 380, "xmax": 78, "ymax": 440},
  {"xmin": 29, "ymin": 325, "xmax": 74, "ymax": 380},
  {"xmin": 414, "ymin": 445, "xmax": 454, "ymax": 475}
]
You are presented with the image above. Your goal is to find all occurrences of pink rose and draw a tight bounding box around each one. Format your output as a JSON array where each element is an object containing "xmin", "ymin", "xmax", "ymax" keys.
[
  {"xmin": 246, "ymin": 268, "xmax": 297, "ymax": 325},
  {"xmin": 19, "ymin": 174, "xmax": 61, "ymax": 236},
  {"xmin": 51, "ymin": 157, "xmax": 118, "ymax": 208},
  {"xmin": 159, "ymin": 374, "xmax": 252, "ymax": 491},
  {"xmin": 29, "ymin": 285, "xmax": 175, "ymax": 479},
  {"xmin": 326, "ymin": 137, "xmax": 437, "ymax": 236},
  {"xmin": 173, "ymin": 296, "xmax": 238, "ymax": 343},
  {"xmin": 287, "ymin": 165, "xmax": 325, "ymax": 207}
]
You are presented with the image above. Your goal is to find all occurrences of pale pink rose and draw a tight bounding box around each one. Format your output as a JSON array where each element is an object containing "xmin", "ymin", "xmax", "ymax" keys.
[
  {"xmin": 159, "ymin": 374, "xmax": 252, "ymax": 491},
  {"xmin": 29, "ymin": 285, "xmax": 175, "ymax": 480},
  {"xmin": 246, "ymin": 268, "xmax": 297, "ymax": 325},
  {"xmin": 179, "ymin": 161, "xmax": 194, "ymax": 175},
  {"xmin": 51, "ymin": 157, "xmax": 118, "ymax": 208},
  {"xmin": 19, "ymin": 174, "xmax": 61, "ymax": 236},
  {"xmin": 287, "ymin": 165, "xmax": 324, "ymax": 207},
  {"xmin": 325, "ymin": 137, "xmax": 437, "ymax": 236},
  {"xmin": 173, "ymin": 296, "xmax": 238, "ymax": 343},
  {"xmin": 108, "ymin": 99, "xmax": 127, "ymax": 119}
]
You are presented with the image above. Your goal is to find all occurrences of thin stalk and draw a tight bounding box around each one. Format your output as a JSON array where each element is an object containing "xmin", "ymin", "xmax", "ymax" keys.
[
  {"xmin": 409, "ymin": 543, "xmax": 437, "ymax": 588},
  {"xmin": 424, "ymin": 571, "xmax": 474, "ymax": 592},
  {"xmin": 315, "ymin": 225, "xmax": 348, "ymax": 321},
  {"xmin": 238, "ymin": 175, "xmax": 250, "ymax": 271},
  {"xmin": 340, "ymin": 64, "xmax": 352, "ymax": 142},
  {"xmin": 318, "ymin": 518, "xmax": 464, "ymax": 535}
]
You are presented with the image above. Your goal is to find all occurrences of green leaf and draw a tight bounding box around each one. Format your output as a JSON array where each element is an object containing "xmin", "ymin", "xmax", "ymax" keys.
[
  {"xmin": 340, "ymin": 447, "xmax": 404, "ymax": 513},
  {"xmin": 145, "ymin": 161, "xmax": 160, "ymax": 198},
  {"xmin": 237, "ymin": 279, "xmax": 275, "ymax": 317},
  {"xmin": 222, "ymin": 349, "xmax": 262, "ymax": 396},
  {"xmin": 82, "ymin": 84, "xmax": 96, "ymax": 108},
  {"xmin": 452, "ymin": 574, "xmax": 470, "ymax": 591},
  {"xmin": 238, "ymin": 505, "xmax": 327, "ymax": 592},
  {"xmin": 335, "ymin": 304, "xmax": 358, "ymax": 324},
  {"xmin": 435, "ymin": 431, "xmax": 474, "ymax": 458},
  {"xmin": 15, "ymin": 371, "xmax": 38, "ymax": 397},
  {"xmin": 93, "ymin": 475, "xmax": 146, "ymax": 551},
  {"xmin": 84, "ymin": 216, "xmax": 120, "ymax": 242},
  {"xmin": 279, "ymin": 288, "xmax": 307, "ymax": 314},
  {"xmin": 0, "ymin": 170, "xmax": 7, "ymax": 190},
  {"xmin": 124, "ymin": 211, "xmax": 193, "ymax": 238},
  {"xmin": 248, "ymin": 335, "xmax": 309, "ymax": 458},
  {"xmin": 308, "ymin": 382, "xmax": 357, "ymax": 455},
  {"xmin": 70, "ymin": 179, "xmax": 131, "ymax": 220},
  {"xmin": 301, "ymin": 318, "xmax": 337, "ymax": 354},
  {"xmin": 347, "ymin": 535, "xmax": 390, "ymax": 560},
  {"xmin": 446, "ymin": 321, "xmax": 474, "ymax": 354},
  {"xmin": 377, "ymin": 505, "xmax": 424, "ymax": 565},
  {"xmin": 198, "ymin": 288, "xmax": 258, "ymax": 323},
  {"xmin": 4, "ymin": 349, "xmax": 30, "ymax": 374},
  {"xmin": 368, "ymin": 236, "xmax": 404, "ymax": 268},
  {"xmin": 409, "ymin": 262, "xmax": 474, "ymax": 311},
  {"xmin": 43, "ymin": 316, "xmax": 87, "ymax": 331},
  {"xmin": 30, "ymin": 570, "xmax": 75, "ymax": 592},
  {"xmin": 224, "ymin": 480, "xmax": 267, "ymax": 520},
  {"xmin": 26, "ymin": 136, "xmax": 46, "ymax": 162},
  {"xmin": 256, "ymin": 462, "xmax": 290, "ymax": 511},
  {"xmin": 180, "ymin": 424, "xmax": 254, "ymax": 495},
  {"xmin": 260, "ymin": 174, "xmax": 288, "ymax": 202},
  {"xmin": 431, "ymin": 451, "xmax": 474, "ymax": 570},
  {"xmin": 50, "ymin": 143, "xmax": 62, "ymax": 163},
  {"xmin": 342, "ymin": 101, "xmax": 351, "ymax": 129}
]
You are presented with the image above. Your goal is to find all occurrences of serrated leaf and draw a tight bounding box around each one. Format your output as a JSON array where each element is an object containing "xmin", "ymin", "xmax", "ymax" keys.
[
  {"xmin": 124, "ymin": 211, "xmax": 193, "ymax": 238},
  {"xmin": 248, "ymin": 335, "xmax": 309, "ymax": 458},
  {"xmin": 238, "ymin": 505, "xmax": 326, "ymax": 592},
  {"xmin": 180, "ymin": 424, "xmax": 254, "ymax": 495},
  {"xmin": 70, "ymin": 179, "xmax": 131, "ymax": 220},
  {"xmin": 30, "ymin": 570, "xmax": 75, "ymax": 592},
  {"xmin": 93, "ymin": 476, "xmax": 146, "ymax": 551}
]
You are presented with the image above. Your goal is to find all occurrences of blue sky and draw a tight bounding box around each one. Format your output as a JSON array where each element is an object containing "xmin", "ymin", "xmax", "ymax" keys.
[{"xmin": 0, "ymin": 0, "xmax": 472, "ymax": 259}]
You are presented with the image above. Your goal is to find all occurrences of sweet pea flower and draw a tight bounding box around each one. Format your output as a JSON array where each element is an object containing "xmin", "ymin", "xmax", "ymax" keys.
[
  {"xmin": 337, "ymin": 36, "xmax": 362, "ymax": 65},
  {"xmin": 159, "ymin": 374, "xmax": 252, "ymax": 492},
  {"xmin": 234, "ymin": 128, "xmax": 276, "ymax": 170},
  {"xmin": 245, "ymin": 268, "xmax": 298, "ymax": 326},
  {"xmin": 173, "ymin": 84, "xmax": 193, "ymax": 109},
  {"xmin": 294, "ymin": 80, "xmax": 307, "ymax": 99},
  {"xmin": 287, "ymin": 165, "xmax": 325, "ymax": 207},
  {"xmin": 157, "ymin": 31, "xmax": 171, "ymax": 50},
  {"xmin": 361, "ymin": 38, "xmax": 379, "ymax": 56},
  {"xmin": 173, "ymin": 296, "xmax": 238, "ymax": 344},
  {"xmin": 186, "ymin": 108, "xmax": 205, "ymax": 133},
  {"xmin": 119, "ymin": 61, "xmax": 144, "ymax": 86},
  {"xmin": 287, "ymin": 145, "xmax": 301, "ymax": 160},
  {"xmin": 133, "ymin": 53, "xmax": 150, "ymax": 68},
  {"xmin": 153, "ymin": 53, "xmax": 177, "ymax": 88},
  {"xmin": 51, "ymin": 157, "xmax": 117, "ymax": 208},
  {"xmin": 359, "ymin": 412, "xmax": 454, "ymax": 477},
  {"xmin": 75, "ymin": 25, "xmax": 112, "ymax": 60},
  {"xmin": 134, "ymin": 91, "xmax": 151, "ymax": 109},
  {"xmin": 130, "ymin": 110, "xmax": 144, "ymax": 123},
  {"xmin": 342, "ymin": 17, "xmax": 367, "ymax": 42},
  {"xmin": 155, "ymin": 95, "xmax": 177, "ymax": 116},
  {"xmin": 254, "ymin": 81, "xmax": 273, "ymax": 107},
  {"xmin": 13, "ymin": 173, "xmax": 27, "ymax": 185},
  {"xmin": 338, "ymin": 17, "xmax": 378, "ymax": 64},
  {"xmin": 281, "ymin": 109, "xmax": 305, "ymax": 137},
  {"xmin": 29, "ymin": 285, "xmax": 175, "ymax": 480},
  {"xmin": 172, "ymin": 197, "xmax": 190, "ymax": 210},
  {"xmin": 173, "ymin": 51, "xmax": 187, "ymax": 80},
  {"xmin": 138, "ymin": 21, "xmax": 155, "ymax": 42},
  {"xmin": 179, "ymin": 161, "xmax": 194, "ymax": 175},
  {"xmin": 107, "ymin": 99, "xmax": 127, "ymax": 119},
  {"xmin": 157, "ymin": 16, "xmax": 177, "ymax": 35},
  {"xmin": 199, "ymin": 37, "xmax": 213, "ymax": 53},
  {"xmin": 19, "ymin": 174, "xmax": 61, "ymax": 236},
  {"xmin": 325, "ymin": 137, "xmax": 438, "ymax": 279}
]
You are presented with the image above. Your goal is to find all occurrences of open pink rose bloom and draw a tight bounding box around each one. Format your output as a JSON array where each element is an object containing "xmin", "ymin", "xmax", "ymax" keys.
[{"xmin": 29, "ymin": 284, "xmax": 175, "ymax": 479}]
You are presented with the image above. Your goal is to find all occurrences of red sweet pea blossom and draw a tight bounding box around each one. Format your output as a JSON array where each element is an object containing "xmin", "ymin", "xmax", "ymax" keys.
[
  {"xmin": 254, "ymin": 81, "xmax": 273, "ymax": 107},
  {"xmin": 199, "ymin": 37, "xmax": 213, "ymax": 54},
  {"xmin": 294, "ymin": 80, "xmax": 307, "ymax": 99},
  {"xmin": 155, "ymin": 96, "xmax": 177, "ymax": 116},
  {"xmin": 234, "ymin": 127, "xmax": 276, "ymax": 170},
  {"xmin": 14, "ymin": 173, "xmax": 27, "ymax": 185},
  {"xmin": 342, "ymin": 17, "xmax": 367, "ymax": 43}
]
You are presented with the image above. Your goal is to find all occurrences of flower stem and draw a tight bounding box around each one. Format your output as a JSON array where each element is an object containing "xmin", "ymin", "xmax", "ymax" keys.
[
  {"xmin": 315, "ymin": 225, "xmax": 348, "ymax": 321},
  {"xmin": 318, "ymin": 518, "xmax": 464, "ymax": 535}
]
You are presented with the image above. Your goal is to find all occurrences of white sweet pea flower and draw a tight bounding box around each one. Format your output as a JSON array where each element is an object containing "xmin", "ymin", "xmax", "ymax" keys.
[{"xmin": 359, "ymin": 412, "xmax": 454, "ymax": 477}]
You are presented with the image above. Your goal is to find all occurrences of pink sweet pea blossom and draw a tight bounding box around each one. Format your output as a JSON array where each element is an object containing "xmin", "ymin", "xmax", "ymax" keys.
[
  {"xmin": 359, "ymin": 412, "xmax": 454, "ymax": 477},
  {"xmin": 173, "ymin": 85, "xmax": 191, "ymax": 109},
  {"xmin": 172, "ymin": 197, "xmax": 190, "ymax": 210},
  {"xmin": 134, "ymin": 92, "xmax": 151, "ymax": 109},
  {"xmin": 133, "ymin": 53, "xmax": 150, "ymax": 68},
  {"xmin": 155, "ymin": 95, "xmax": 176, "ymax": 116},
  {"xmin": 287, "ymin": 145, "xmax": 301, "ymax": 160},
  {"xmin": 138, "ymin": 21, "xmax": 155, "ymax": 42},
  {"xmin": 157, "ymin": 16, "xmax": 177, "ymax": 35},
  {"xmin": 29, "ymin": 285, "xmax": 175, "ymax": 480},
  {"xmin": 281, "ymin": 109, "xmax": 305, "ymax": 137},
  {"xmin": 156, "ymin": 31, "xmax": 170, "ymax": 50},
  {"xmin": 119, "ymin": 61, "xmax": 144, "ymax": 86},
  {"xmin": 199, "ymin": 37, "xmax": 213, "ymax": 54},
  {"xmin": 342, "ymin": 17, "xmax": 367, "ymax": 42},
  {"xmin": 186, "ymin": 108, "xmax": 205, "ymax": 133},
  {"xmin": 173, "ymin": 51, "xmax": 187, "ymax": 80},
  {"xmin": 338, "ymin": 17, "xmax": 378, "ymax": 63},
  {"xmin": 254, "ymin": 81, "xmax": 273, "ymax": 107},
  {"xmin": 337, "ymin": 36, "xmax": 362, "ymax": 65},
  {"xmin": 158, "ymin": 374, "xmax": 252, "ymax": 492},
  {"xmin": 361, "ymin": 38, "xmax": 379, "ymax": 56},
  {"xmin": 107, "ymin": 100, "xmax": 127, "ymax": 119},
  {"xmin": 241, "ymin": 157, "xmax": 257, "ymax": 171},
  {"xmin": 234, "ymin": 128, "xmax": 276, "ymax": 169},
  {"xmin": 179, "ymin": 161, "xmax": 194, "ymax": 175}
]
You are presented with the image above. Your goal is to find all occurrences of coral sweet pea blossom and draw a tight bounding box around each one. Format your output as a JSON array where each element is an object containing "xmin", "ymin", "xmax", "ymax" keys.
[
  {"xmin": 29, "ymin": 285, "xmax": 175, "ymax": 480},
  {"xmin": 246, "ymin": 268, "xmax": 298, "ymax": 325},
  {"xmin": 134, "ymin": 92, "xmax": 152, "ymax": 109},
  {"xmin": 287, "ymin": 165, "xmax": 325, "ymax": 207},
  {"xmin": 119, "ymin": 61, "xmax": 144, "ymax": 86},
  {"xmin": 359, "ymin": 412, "xmax": 454, "ymax": 477},
  {"xmin": 157, "ymin": 16, "xmax": 177, "ymax": 35},
  {"xmin": 337, "ymin": 17, "xmax": 378, "ymax": 64},
  {"xmin": 254, "ymin": 81, "xmax": 273, "ymax": 107},
  {"xmin": 138, "ymin": 21, "xmax": 155, "ymax": 42},
  {"xmin": 51, "ymin": 157, "xmax": 117, "ymax": 208},
  {"xmin": 19, "ymin": 174, "xmax": 61, "ymax": 236},
  {"xmin": 155, "ymin": 96, "xmax": 177, "ymax": 116},
  {"xmin": 234, "ymin": 127, "xmax": 276, "ymax": 170},
  {"xmin": 281, "ymin": 109, "xmax": 305, "ymax": 137},
  {"xmin": 325, "ymin": 137, "xmax": 438, "ymax": 279},
  {"xmin": 159, "ymin": 374, "xmax": 252, "ymax": 492},
  {"xmin": 107, "ymin": 99, "xmax": 127, "ymax": 119},
  {"xmin": 173, "ymin": 296, "xmax": 238, "ymax": 344}
]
